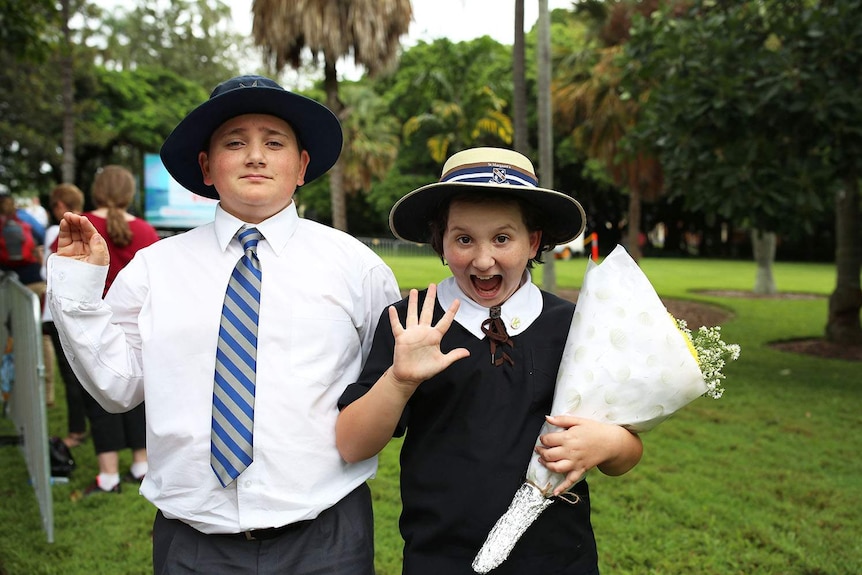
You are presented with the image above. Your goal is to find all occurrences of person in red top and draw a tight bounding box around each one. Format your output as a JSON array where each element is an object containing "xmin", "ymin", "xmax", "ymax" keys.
[
  {"xmin": 79, "ymin": 165, "xmax": 159, "ymax": 494},
  {"xmin": 84, "ymin": 166, "xmax": 161, "ymax": 294}
]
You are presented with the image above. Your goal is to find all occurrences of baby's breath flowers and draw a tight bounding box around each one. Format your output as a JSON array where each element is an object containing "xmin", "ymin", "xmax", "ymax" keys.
[{"xmin": 676, "ymin": 319, "xmax": 741, "ymax": 400}]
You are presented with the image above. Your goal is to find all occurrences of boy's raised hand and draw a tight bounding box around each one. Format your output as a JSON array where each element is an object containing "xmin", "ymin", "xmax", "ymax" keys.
[
  {"xmin": 56, "ymin": 212, "xmax": 110, "ymax": 267},
  {"xmin": 388, "ymin": 283, "xmax": 470, "ymax": 390}
]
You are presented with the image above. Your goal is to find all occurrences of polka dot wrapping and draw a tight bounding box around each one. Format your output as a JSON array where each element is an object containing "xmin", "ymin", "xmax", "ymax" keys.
[{"xmin": 527, "ymin": 244, "xmax": 706, "ymax": 493}]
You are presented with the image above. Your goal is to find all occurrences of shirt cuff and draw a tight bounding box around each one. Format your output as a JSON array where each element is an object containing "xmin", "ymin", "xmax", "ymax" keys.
[{"xmin": 47, "ymin": 253, "xmax": 108, "ymax": 303}]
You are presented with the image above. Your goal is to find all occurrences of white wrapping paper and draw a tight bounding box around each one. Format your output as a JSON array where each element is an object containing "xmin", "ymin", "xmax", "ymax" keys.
[
  {"xmin": 527, "ymin": 244, "xmax": 707, "ymax": 494},
  {"xmin": 473, "ymin": 245, "xmax": 710, "ymax": 573}
]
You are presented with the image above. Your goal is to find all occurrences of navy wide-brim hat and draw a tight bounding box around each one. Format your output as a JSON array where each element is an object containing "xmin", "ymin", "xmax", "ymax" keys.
[
  {"xmin": 160, "ymin": 75, "xmax": 343, "ymax": 199},
  {"xmin": 389, "ymin": 147, "xmax": 586, "ymax": 246}
]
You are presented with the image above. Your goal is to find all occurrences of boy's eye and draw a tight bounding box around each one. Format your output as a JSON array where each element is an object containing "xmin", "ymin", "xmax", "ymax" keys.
[
  {"xmin": 266, "ymin": 140, "xmax": 285, "ymax": 148},
  {"xmin": 225, "ymin": 140, "xmax": 244, "ymax": 148},
  {"xmin": 495, "ymin": 235, "xmax": 510, "ymax": 244},
  {"xmin": 456, "ymin": 236, "xmax": 472, "ymax": 245}
]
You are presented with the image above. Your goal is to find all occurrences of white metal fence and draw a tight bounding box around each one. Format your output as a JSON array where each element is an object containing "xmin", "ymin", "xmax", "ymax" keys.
[
  {"xmin": 357, "ymin": 237, "xmax": 436, "ymax": 258},
  {"xmin": 0, "ymin": 271, "xmax": 53, "ymax": 543}
]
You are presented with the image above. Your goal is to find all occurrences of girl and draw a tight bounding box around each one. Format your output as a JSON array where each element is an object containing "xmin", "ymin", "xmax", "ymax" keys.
[{"xmin": 337, "ymin": 147, "xmax": 643, "ymax": 575}]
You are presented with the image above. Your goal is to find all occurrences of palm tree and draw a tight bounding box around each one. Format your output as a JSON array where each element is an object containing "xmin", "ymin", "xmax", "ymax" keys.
[
  {"xmin": 402, "ymin": 89, "xmax": 513, "ymax": 164},
  {"xmin": 339, "ymin": 83, "xmax": 400, "ymax": 195},
  {"xmin": 552, "ymin": 1, "xmax": 664, "ymax": 262},
  {"xmin": 251, "ymin": 0, "xmax": 413, "ymax": 232},
  {"xmin": 397, "ymin": 37, "xmax": 514, "ymax": 164}
]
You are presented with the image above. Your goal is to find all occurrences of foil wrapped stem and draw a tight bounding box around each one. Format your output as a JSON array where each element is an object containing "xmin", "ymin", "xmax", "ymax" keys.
[{"xmin": 472, "ymin": 482, "xmax": 554, "ymax": 573}]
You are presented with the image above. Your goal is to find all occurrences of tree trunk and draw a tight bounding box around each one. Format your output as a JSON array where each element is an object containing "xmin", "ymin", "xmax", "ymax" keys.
[
  {"xmin": 825, "ymin": 181, "xmax": 862, "ymax": 344},
  {"xmin": 626, "ymin": 187, "xmax": 642, "ymax": 263},
  {"xmin": 751, "ymin": 229, "xmax": 777, "ymax": 295},
  {"xmin": 60, "ymin": 0, "xmax": 75, "ymax": 184},
  {"xmin": 513, "ymin": 0, "xmax": 527, "ymax": 154},
  {"xmin": 537, "ymin": 0, "xmax": 556, "ymax": 293},
  {"xmin": 323, "ymin": 58, "xmax": 348, "ymax": 232}
]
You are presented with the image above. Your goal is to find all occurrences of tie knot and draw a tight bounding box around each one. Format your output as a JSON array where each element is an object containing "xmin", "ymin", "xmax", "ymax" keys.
[{"xmin": 238, "ymin": 226, "xmax": 262, "ymax": 253}]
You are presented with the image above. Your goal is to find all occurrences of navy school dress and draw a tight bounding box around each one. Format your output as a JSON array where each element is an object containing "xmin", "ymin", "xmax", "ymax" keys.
[{"xmin": 339, "ymin": 288, "xmax": 600, "ymax": 575}]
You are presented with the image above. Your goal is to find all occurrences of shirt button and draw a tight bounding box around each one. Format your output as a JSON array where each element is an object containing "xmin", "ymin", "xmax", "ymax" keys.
[
  {"xmin": 57, "ymin": 271, "xmax": 66, "ymax": 281},
  {"xmin": 244, "ymin": 480, "xmax": 252, "ymax": 488}
]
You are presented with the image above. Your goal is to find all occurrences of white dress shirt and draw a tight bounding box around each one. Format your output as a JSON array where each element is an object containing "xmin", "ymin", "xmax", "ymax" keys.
[{"xmin": 47, "ymin": 203, "xmax": 401, "ymax": 534}]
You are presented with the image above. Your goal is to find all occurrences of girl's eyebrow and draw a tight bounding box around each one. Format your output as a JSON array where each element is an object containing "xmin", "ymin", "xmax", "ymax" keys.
[{"xmin": 449, "ymin": 223, "xmax": 518, "ymax": 234}]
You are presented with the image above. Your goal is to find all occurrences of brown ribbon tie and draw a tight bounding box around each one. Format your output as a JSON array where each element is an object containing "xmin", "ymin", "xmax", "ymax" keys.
[{"xmin": 481, "ymin": 305, "xmax": 514, "ymax": 367}]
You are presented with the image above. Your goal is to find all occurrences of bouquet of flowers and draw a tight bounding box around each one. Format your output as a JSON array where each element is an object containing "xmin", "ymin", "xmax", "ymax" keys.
[{"xmin": 472, "ymin": 245, "xmax": 740, "ymax": 574}]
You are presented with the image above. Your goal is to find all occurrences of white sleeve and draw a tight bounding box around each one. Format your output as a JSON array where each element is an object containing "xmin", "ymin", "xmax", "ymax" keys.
[
  {"xmin": 41, "ymin": 225, "xmax": 60, "ymax": 282},
  {"xmin": 47, "ymin": 254, "xmax": 146, "ymax": 412},
  {"xmin": 358, "ymin": 260, "xmax": 401, "ymax": 363}
]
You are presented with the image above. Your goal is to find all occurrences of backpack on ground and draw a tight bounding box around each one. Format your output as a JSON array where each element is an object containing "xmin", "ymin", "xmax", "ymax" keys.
[
  {"xmin": 0, "ymin": 215, "xmax": 38, "ymax": 267},
  {"xmin": 48, "ymin": 436, "xmax": 76, "ymax": 478}
]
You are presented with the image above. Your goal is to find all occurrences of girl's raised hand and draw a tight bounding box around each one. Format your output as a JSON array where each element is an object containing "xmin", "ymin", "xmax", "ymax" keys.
[{"xmin": 388, "ymin": 283, "xmax": 470, "ymax": 390}]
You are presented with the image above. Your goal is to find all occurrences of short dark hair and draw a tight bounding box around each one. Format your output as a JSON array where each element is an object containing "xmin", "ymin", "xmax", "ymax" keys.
[{"xmin": 427, "ymin": 190, "xmax": 554, "ymax": 268}]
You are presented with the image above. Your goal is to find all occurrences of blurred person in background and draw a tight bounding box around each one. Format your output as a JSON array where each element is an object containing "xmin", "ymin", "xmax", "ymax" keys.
[
  {"xmin": 42, "ymin": 183, "xmax": 89, "ymax": 447},
  {"xmin": 77, "ymin": 165, "xmax": 160, "ymax": 494},
  {"xmin": 0, "ymin": 190, "xmax": 51, "ymax": 404}
]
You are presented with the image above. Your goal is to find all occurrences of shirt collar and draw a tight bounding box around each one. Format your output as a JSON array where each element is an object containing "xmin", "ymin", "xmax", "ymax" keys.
[
  {"xmin": 214, "ymin": 202, "xmax": 299, "ymax": 255},
  {"xmin": 437, "ymin": 271, "xmax": 543, "ymax": 340}
]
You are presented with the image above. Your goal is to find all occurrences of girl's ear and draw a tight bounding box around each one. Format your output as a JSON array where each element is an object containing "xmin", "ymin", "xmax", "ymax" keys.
[{"xmin": 528, "ymin": 230, "xmax": 542, "ymax": 259}]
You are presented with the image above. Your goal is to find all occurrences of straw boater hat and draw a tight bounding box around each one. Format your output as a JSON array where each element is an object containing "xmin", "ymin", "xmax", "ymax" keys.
[
  {"xmin": 389, "ymin": 147, "xmax": 585, "ymax": 245},
  {"xmin": 160, "ymin": 75, "xmax": 343, "ymax": 199}
]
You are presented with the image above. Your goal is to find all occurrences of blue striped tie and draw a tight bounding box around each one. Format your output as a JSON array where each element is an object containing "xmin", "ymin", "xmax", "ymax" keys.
[{"xmin": 211, "ymin": 226, "xmax": 262, "ymax": 487}]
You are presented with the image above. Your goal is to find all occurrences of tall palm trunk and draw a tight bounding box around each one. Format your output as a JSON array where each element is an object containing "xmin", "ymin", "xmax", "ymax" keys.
[
  {"xmin": 537, "ymin": 0, "xmax": 557, "ymax": 293},
  {"xmin": 513, "ymin": 0, "xmax": 527, "ymax": 154},
  {"xmin": 323, "ymin": 58, "xmax": 348, "ymax": 232},
  {"xmin": 60, "ymin": 0, "xmax": 75, "ymax": 183},
  {"xmin": 826, "ymin": 180, "xmax": 862, "ymax": 344}
]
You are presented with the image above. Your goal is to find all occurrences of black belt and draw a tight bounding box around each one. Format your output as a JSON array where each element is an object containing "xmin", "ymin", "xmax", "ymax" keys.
[{"xmin": 226, "ymin": 519, "xmax": 313, "ymax": 541}]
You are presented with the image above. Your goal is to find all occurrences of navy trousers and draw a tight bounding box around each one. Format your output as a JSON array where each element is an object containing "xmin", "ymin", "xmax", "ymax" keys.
[{"xmin": 152, "ymin": 483, "xmax": 375, "ymax": 575}]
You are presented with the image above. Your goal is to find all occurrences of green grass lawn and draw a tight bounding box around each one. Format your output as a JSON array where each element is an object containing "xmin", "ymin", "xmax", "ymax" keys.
[{"xmin": 1, "ymin": 254, "xmax": 860, "ymax": 575}]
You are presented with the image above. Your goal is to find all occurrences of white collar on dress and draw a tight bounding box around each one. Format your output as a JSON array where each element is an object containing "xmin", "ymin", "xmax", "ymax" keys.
[{"xmin": 436, "ymin": 272, "xmax": 543, "ymax": 340}]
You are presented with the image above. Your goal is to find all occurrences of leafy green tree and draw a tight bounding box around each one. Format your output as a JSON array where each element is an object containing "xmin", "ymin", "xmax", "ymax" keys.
[
  {"xmin": 75, "ymin": 67, "xmax": 208, "ymax": 189},
  {"xmin": 93, "ymin": 0, "xmax": 243, "ymax": 90},
  {"xmin": 0, "ymin": 0, "xmax": 55, "ymax": 61},
  {"xmin": 395, "ymin": 37, "xmax": 514, "ymax": 164},
  {"xmin": 1, "ymin": 0, "xmax": 247, "ymax": 197},
  {"xmin": 0, "ymin": 49, "xmax": 67, "ymax": 195},
  {"xmin": 623, "ymin": 0, "xmax": 862, "ymax": 342}
]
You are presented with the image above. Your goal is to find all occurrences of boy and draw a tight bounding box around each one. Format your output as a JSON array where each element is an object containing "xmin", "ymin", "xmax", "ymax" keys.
[{"xmin": 48, "ymin": 75, "xmax": 400, "ymax": 574}]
